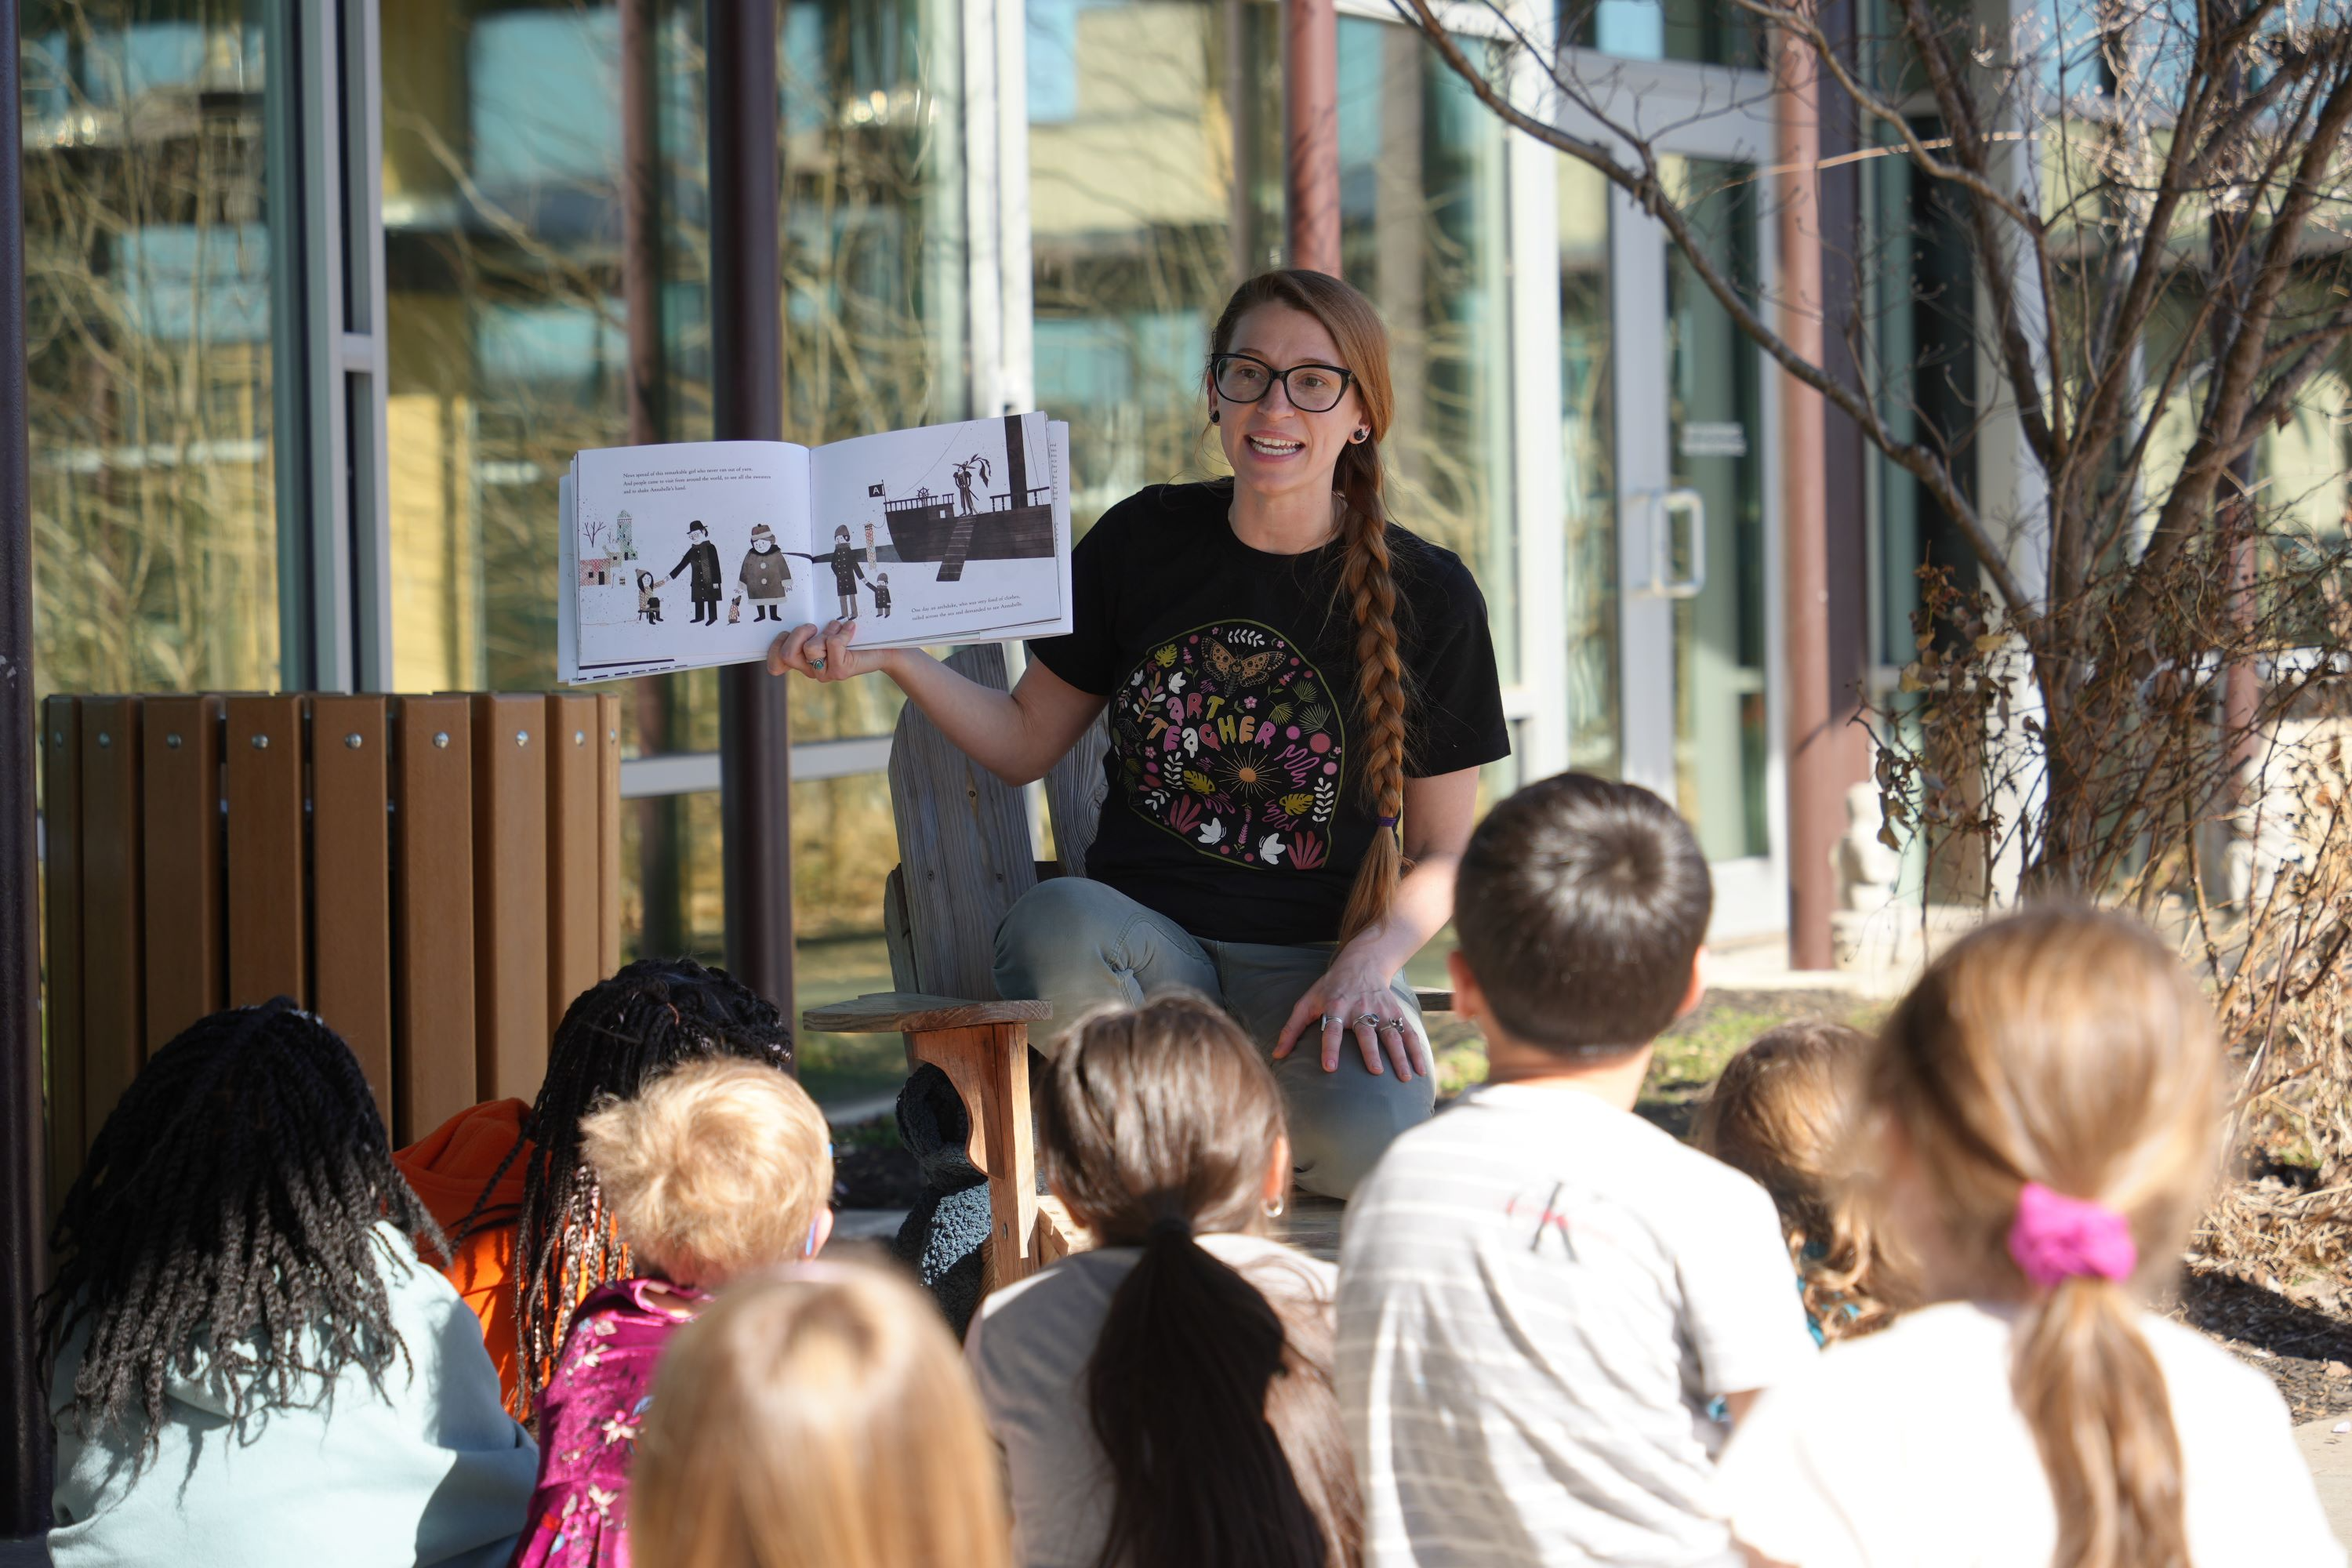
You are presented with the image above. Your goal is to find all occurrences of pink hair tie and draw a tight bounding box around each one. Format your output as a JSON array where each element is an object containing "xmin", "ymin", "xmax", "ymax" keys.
[{"xmin": 2008, "ymin": 1181, "xmax": 2137, "ymax": 1289}]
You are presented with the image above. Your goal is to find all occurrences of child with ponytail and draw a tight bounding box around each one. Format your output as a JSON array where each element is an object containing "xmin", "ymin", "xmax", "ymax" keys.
[
  {"xmin": 967, "ymin": 993, "xmax": 1360, "ymax": 1568},
  {"xmin": 1718, "ymin": 907, "xmax": 2343, "ymax": 1567}
]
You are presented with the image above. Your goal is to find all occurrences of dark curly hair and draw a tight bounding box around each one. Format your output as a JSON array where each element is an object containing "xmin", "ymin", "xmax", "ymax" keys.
[
  {"xmin": 456, "ymin": 956, "xmax": 793, "ymax": 1416},
  {"xmin": 40, "ymin": 997, "xmax": 439, "ymax": 1458}
]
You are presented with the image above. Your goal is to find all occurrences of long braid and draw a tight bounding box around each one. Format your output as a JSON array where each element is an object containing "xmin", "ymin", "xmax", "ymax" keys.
[
  {"xmin": 492, "ymin": 956, "xmax": 794, "ymax": 1418},
  {"xmin": 1334, "ymin": 440, "xmax": 1410, "ymax": 945},
  {"xmin": 39, "ymin": 999, "xmax": 440, "ymax": 1461}
]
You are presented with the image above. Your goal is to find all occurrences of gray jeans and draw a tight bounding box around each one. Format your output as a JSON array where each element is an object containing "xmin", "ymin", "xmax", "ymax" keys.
[{"xmin": 992, "ymin": 877, "xmax": 1436, "ymax": 1200}]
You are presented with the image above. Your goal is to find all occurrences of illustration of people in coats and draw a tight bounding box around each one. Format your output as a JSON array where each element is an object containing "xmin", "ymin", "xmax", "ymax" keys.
[
  {"xmin": 662, "ymin": 520, "xmax": 724, "ymax": 625},
  {"xmin": 791, "ymin": 524, "xmax": 869, "ymax": 619},
  {"xmin": 871, "ymin": 571, "xmax": 892, "ymax": 619},
  {"xmin": 739, "ymin": 522, "xmax": 793, "ymax": 622},
  {"xmin": 635, "ymin": 569, "xmax": 663, "ymax": 624}
]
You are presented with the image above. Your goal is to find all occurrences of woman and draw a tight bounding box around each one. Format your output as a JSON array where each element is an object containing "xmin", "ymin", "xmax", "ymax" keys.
[
  {"xmin": 967, "ymin": 993, "xmax": 1358, "ymax": 1568},
  {"xmin": 771, "ymin": 270, "xmax": 1508, "ymax": 1197},
  {"xmin": 42, "ymin": 999, "xmax": 537, "ymax": 1568},
  {"xmin": 630, "ymin": 1264, "xmax": 1011, "ymax": 1568}
]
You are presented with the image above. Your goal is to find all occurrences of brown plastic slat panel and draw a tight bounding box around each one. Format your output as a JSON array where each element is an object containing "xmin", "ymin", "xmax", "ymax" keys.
[
  {"xmin": 544, "ymin": 693, "xmax": 601, "ymax": 1033},
  {"xmin": 597, "ymin": 693, "xmax": 622, "ymax": 977},
  {"xmin": 473, "ymin": 695, "xmax": 549, "ymax": 1102},
  {"xmin": 225, "ymin": 695, "xmax": 307, "ymax": 1007},
  {"xmin": 41, "ymin": 696, "xmax": 85, "ymax": 1193},
  {"xmin": 314, "ymin": 695, "xmax": 393, "ymax": 1123},
  {"xmin": 78, "ymin": 697, "xmax": 144, "ymax": 1139},
  {"xmin": 140, "ymin": 695, "xmax": 224, "ymax": 1052},
  {"xmin": 393, "ymin": 697, "xmax": 477, "ymax": 1144}
]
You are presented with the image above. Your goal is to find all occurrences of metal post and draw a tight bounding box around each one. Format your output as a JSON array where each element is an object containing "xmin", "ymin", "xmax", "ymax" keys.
[
  {"xmin": 1283, "ymin": 0, "xmax": 1340, "ymax": 276},
  {"xmin": 1777, "ymin": 18, "xmax": 1835, "ymax": 969},
  {"xmin": 2, "ymin": 0, "xmax": 54, "ymax": 1528},
  {"xmin": 707, "ymin": 0, "xmax": 795, "ymax": 1021}
]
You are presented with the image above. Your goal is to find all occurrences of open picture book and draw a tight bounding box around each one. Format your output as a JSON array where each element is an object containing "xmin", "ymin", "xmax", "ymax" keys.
[{"xmin": 559, "ymin": 411, "xmax": 1071, "ymax": 684}]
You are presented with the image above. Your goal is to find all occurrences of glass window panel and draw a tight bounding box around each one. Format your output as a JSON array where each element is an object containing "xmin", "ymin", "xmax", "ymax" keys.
[
  {"xmin": 25, "ymin": 0, "xmax": 280, "ymax": 699},
  {"xmin": 1559, "ymin": 156, "xmax": 1617, "ymax": 777},
  {"xmin": 1562, "ymin": 0, "xmax": 1759, "ymax": 67},
  {"xmin": 789, "ymin": 772, "xmax": 904, "ymax": 1104},
  {"xmin": 1328, "ymin": 18, "xmax": 1516, "ymax": 684},
  {"xmin": 1026, "ymin": 0, "xmax": 1254, "ymax": 533}
]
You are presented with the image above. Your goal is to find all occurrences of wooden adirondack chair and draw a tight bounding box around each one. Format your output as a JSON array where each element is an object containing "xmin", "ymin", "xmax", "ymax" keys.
[{"xmin": 803, "ymin": 644, "xmax": 1452, "ymax": 1288}]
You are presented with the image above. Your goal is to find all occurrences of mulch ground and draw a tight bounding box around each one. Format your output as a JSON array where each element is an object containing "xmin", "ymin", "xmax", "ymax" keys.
[{"xmin": 2169, "ymin": 1269, "xmax": 2352, "ymax": 1423}]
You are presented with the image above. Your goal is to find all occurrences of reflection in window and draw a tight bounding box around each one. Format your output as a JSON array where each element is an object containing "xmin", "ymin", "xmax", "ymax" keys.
[
  {"xmin": 1559, "ymin": 158, "xmax": 1617, "ymax": 778},
  {"xmin": 1328, "ymin": 19, "xmax": 1516, "ymax": 683},
  {"xmin": 24, "ymin": 0, "xmax": 280, "ymax": 698},
  {"xmin": 1027, "ymin": 0, "xmax": 1260, "ymax": 532}
]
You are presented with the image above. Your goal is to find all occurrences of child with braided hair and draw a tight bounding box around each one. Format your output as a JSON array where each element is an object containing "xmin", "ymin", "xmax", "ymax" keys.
[
  {"xmin": 42, "ymin": 998, "xmax": 536, "ymax": 1568},
  {"xmin": 393, "ymin": 956, "xmax": 795, "ymax": 1418}
]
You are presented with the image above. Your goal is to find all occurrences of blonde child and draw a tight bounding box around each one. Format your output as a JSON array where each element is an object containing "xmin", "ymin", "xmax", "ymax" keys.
[
  {"xmin": 1696, "ymin": 1021, "xmax": 1905, "ymax": 1344},
  {"xmin": 967, "ymin": 993, "xmax": 1359, "ymax": 1568},
  {"xmin": 510, "ymin": 1058, "xmax": 834, "ymax": 1568},
  {"xmin": 630, "ymin": 1264, "xmax": 1011, "ymax": 1568},
  {"xmin": 1719, "ymin": 907, "xmax": 2345, "ymax": 1567}
]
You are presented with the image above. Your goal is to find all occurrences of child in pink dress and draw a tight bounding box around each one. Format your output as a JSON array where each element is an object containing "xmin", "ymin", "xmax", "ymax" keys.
[{"xmin": 511, "ymin": 1058, "xmax": 834, "ymax": 1567}]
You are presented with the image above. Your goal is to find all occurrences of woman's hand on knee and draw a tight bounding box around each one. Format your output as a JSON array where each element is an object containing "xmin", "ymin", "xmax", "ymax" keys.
[{"xmin": 1273, "ymin": 964, "xmax": 1427, "ymax": 1081}]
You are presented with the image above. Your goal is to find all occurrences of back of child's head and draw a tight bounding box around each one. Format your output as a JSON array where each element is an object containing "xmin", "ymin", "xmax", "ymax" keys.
[
  {"xmin": 631, "ymin": 1263, "xmax": 1008, "ymax": 1568},
  {"xmin": 1037, "ymin": 993, "xmax": 1360, "ymax": 1568},
  {"xmin": 42, "ymin": 998, "xmax": 438, "ymax": 1453},
  {"xmin": 1455, "ymin": 772, "xmax": 1712, "ymax": 1052},
  {"xmin": 1873, "ymin": 905, "xmax": 2220, "ymax": 1568},
  {"xmin": 1696, "ymin": 1020, "xmax": 1899, "ymax": 1341},
  {"xmin": 490, "ymin": 956, "xmax": 795, "ymax": 1411},
  {"xmin": 582, "ymin": 1057, "xmax": 833, "ymax": 1287}
]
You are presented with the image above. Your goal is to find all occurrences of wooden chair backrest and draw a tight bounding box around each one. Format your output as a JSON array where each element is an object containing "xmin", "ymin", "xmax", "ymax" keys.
[
  {"xmin": 38, "ymin": 691, "xmax": 625, "ymax": 1192},
  {"xmin": 882, "ymin": 645, "xmax": 1112, "ymax": 999}
]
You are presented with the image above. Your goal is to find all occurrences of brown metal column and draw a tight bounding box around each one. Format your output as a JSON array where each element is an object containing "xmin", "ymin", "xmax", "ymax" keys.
[
  {"xmin": 708, "ymin": 0, "xmax": 795, "ymax": 1020},
  {"xmin": 2, "ymin": 0, "xmax": 52, "ymax": 1527},
  {"xmin": 1283, "ymin": 0, "xmax": 1340, "ymax": 275},
  {"xmin": 1777, "ymin": 20, "xmax": 1835, "ymax": 969}
]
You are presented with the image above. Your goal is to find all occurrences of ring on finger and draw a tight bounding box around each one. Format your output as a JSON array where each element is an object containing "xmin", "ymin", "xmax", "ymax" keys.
[
  {"xmin": 1376, "ymin": 1018, "xmax": 1407, "ymax": 1033},
  {"xmin": 1350, "ymin": 1013, "xmax": 1385, "ymax": 1028},
  {"xmin": 808, "ymin": 656, "xmax": 826, "ymax": 672}
]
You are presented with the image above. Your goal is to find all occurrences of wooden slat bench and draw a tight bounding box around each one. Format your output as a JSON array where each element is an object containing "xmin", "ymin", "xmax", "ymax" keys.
[
  {"xmin": 39, "ymin": 691, "xmax": 626, "ymax": 1202},
  {"xmin": 806, "ymin": 644, "xmax": 1450, "ymax": 1290}
]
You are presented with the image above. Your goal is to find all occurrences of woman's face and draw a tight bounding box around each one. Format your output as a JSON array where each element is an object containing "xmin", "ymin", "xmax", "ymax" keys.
[{"xmin": 1210, "ymin": 303, "xmax": 1368, "ymax": 509}]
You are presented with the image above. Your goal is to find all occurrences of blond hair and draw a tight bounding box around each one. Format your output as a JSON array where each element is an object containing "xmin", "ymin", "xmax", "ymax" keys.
[
  {"xmin": 1874, "ymin": 906, "xmax": 2220, "ymax": 1568},
  {"xmin": 1695, "ymin": 1020, "xmax": 1904, "ymax": 1342},
  {"xmin": 630, "ymin": 1264, "xmax": 1010, "ymax": 1568},
  {"xmin": 579, "ymin": 1058, "xmax": 832, "ymax": 1285}
]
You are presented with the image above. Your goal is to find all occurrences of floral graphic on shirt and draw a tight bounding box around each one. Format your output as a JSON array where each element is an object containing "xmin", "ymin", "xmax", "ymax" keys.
[{"xmin": 1112, "ymin": 621, "xmax": 1344, "ymax": 868}]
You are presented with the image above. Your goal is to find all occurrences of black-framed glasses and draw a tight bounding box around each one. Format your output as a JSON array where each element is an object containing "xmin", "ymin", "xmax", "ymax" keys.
[{"xmin": 1210, "ymin": 353, "xmax": 1355, "ymax": 414}]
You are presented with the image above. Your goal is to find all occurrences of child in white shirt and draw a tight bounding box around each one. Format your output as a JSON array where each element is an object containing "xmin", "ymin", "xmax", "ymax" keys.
[
  {"xmin": 1717, "ymin": 906, "xmax": 2345, "ymax": 1568},
  {"xmin": 1338, "ymin": 773, "xmax": 1817, "ymax": 1568}
]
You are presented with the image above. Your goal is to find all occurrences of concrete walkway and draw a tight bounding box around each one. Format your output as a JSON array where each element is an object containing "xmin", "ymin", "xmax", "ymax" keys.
[{"xmin": 2299, "ymin": 1417, "xmax": 2352, "ymax": 1548}]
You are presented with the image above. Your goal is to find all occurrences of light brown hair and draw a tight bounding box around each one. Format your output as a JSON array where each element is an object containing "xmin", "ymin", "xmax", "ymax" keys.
[
  {"xmin": 579, "ymin": 1057, "xmax": 833, "ymax": 1286},
  {"xmin": 630, "ymin": 1264, "xmax": 1009, "ymax": 1568},
  {"xmin": 1208, "ymin": 269, "xmax": 1404, "ymax": 945},
  {"xmin": 1695, "ymin": 1020, "xmax": 1904, "ymax": 1341},
  {"xmin": 1454, "ymin": 771, "xmax": 1711, "ymax": 1052},
  {"xmin": 1040, "ymin": 993, "xmax": 1361, "ymax": 1568},
  {"xmin": 1873, "ymin": 906, "xmax": 2220, "ymax": 1568}
]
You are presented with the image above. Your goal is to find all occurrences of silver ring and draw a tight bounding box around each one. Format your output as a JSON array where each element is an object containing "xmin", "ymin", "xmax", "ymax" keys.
[
  {"xmin": 808, "ymin": 656, "xmax": 826, "ymax": 672},
  {"xmin": 1377, "ymin": 1018, "xmax": 1407, "ymax": 1033},
  {"xmin": 1318, "ymin": 1014, "xmax": 1336, "ymax": 1028},
  {"xmin": 1350, "ymin": 1014, "xmax": 1383, "ymax": 1029}
]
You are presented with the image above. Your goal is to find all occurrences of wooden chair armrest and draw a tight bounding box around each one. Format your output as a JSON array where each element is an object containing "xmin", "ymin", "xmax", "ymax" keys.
[
  {"xmin": 1413, "ymin": 988, "xmax": 1454, "ymax": 1014},
  {"xmin": 801, "ymin": 992, "xmax": 1052, "ymax": 1036}
]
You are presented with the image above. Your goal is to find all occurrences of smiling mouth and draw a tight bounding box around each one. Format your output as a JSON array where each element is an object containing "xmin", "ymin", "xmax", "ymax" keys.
[{"xmin": 1244, "ymin": 433, "xmax": 1305, "ymax": 456}]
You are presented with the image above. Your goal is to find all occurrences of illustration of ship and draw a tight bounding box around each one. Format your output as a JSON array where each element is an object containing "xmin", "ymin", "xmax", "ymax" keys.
[{"xmin": 873, "ymin": 412, "xmax": 1055, "ymax": 583}]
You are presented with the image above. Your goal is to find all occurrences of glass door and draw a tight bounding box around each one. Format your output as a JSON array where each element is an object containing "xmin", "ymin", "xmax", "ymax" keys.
[{"xmin": 1610, "ymin": 153, "xmax": 1780, "ymax": 934}]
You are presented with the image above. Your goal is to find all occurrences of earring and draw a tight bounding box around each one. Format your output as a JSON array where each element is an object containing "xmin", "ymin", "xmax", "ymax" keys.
[
  {"xmin": 1351, "ymin": 427, "xmax": 1370, "ymax": 444},
  {"xmin": 1262, "ymin": 1196, "xmax": 1286, "ymax": 1221},
  {"xmin": 1210, "ymin": 408, "xmax": 1221, "ymax": 425}
]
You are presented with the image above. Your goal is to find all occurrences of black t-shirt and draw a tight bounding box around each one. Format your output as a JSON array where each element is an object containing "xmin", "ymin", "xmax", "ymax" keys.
[{"xmin": 1027, "ymin": 483, "xmax": 1510, "ymax": 946}]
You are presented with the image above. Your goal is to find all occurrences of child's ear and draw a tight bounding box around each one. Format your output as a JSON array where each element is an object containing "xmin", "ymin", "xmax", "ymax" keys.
[
  {"xmin": 1446, "ymin": 950, "xmax": 1488, "ymax": 1030},
  {"xmin": 807, "ymin": 1207, "xmax": 836, "ymax": 1259},
  {"xmin": 1673, "ymin": 946, "xmax": 1708, "ymax": 1024},
  {"xmin": 1261, "ymin": 1133, "xmax": 1292, "ymax": 1207}
]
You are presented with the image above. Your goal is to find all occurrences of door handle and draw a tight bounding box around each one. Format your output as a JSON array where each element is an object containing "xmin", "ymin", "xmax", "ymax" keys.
[{"xmin": 1649, "ymin": 487, "xmax": 1707, "ymax": 600}]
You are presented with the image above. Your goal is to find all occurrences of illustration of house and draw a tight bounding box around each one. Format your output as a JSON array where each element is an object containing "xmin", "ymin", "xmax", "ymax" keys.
[{"xmin": 580, "ymin": 555, "xmax": 614, "ymax": 587}]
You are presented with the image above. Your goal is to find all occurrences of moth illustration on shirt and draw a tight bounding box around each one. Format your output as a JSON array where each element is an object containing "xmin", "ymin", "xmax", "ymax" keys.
[{"xmin": 1112, "ymin": 621, "xmax": 1345, "ymax": 869}]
